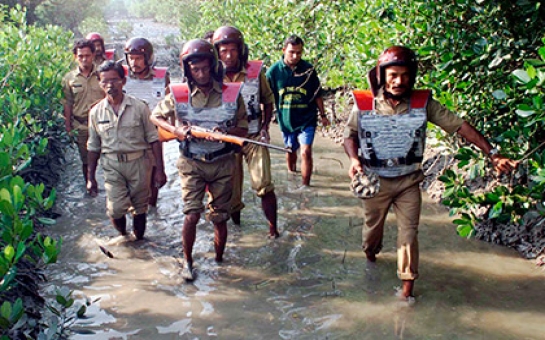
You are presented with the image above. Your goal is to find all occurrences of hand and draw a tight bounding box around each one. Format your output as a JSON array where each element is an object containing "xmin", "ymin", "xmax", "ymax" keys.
[
  {"xmin": 86, "ymin": 178, "xmax": 98, "ymax": 197},
  {"xmin": 207, "ymin": 126, "xmax": 225, "ymax": 142},
  {"xmin": 348, "ymin": 159, "xmax": 363, "ymax": 179},
  {"xmin": 260, "ymin": 129, "xmax": 270, "ymax": 143},
  {"xmin": 154, "ymin": 170, "xmax": 167, "ymax": 189},
  {"xmin": 174, "ymin": 126, "xmax": 191, "ymax": 141},
  {"xmin": 491, "ymin": 155, "xmax": 518, "ymax": 174},
  {"xmin": 320, "ymin": 115, "xmax": 330, "ymax": 127}
]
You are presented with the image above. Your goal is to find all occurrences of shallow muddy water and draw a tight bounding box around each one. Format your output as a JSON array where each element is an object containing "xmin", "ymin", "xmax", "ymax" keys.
[{"xmin": 45, "ymin": 129, "xmax": 545, "ymax": 340}]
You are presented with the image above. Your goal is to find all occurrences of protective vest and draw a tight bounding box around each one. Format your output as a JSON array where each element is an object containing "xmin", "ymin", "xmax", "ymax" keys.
[
  {"xmin": 105, "ymin": 49, "xmax": 116, "ymax": 61},
  {"xmin": 353, "ymin": 90, "xmax": 430, "ymax": 177},
  {"xmin": 240, "ymin": 61, "xmax": 262, "ymax": 134},
  {"xmin": 171, "ymin": 82, "xmax": 242, "ymax": 162},
  {"xmin": 122, "ymin": 65, "xmax": 168, "ymax": 110}
]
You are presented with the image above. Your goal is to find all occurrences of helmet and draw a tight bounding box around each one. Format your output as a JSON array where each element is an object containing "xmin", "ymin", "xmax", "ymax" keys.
[
  {"xmin": 124, "ymin": 37, "xmax": 154, "ymax": 67},
  {"xmin": 368, "ymin": 46, "xmax": 417, "ymax": 95},
  {"xmin": 180, "ymin": 39, "xmax": 223, "ymax": 82},
  {"xmin": 86, "ymin": 32, "xmax": 105, "ymax": 52},
  {"xmin": 212, "ymin": 26, "xmax": 248, "ymax": 68}
]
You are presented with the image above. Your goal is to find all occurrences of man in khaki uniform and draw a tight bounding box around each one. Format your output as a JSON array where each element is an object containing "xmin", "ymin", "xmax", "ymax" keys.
[
  {"xmin": 87, "ymin": 61, "xmax": 166, "ymax": 240},
  {"xmin": 151, "ymin": 39, "xmax": 248, "ymax": 281},
  {"xmin": 344, "ymin": 46, "xmax": 517, "ymax": 304},
  {"xmin": 86, "ymin": 32, "xmax": 114, "ymax": 66},
  {"xmin": 123, "ymin": 37, "xmax": 170, "ymax": 207},
  {"xmin": 62, "ymin": 39, "xmax": 105, "ymax": 184},
  {"xmin": 212, "ymin": 26, "xmax": 279, "ymax": 238}
]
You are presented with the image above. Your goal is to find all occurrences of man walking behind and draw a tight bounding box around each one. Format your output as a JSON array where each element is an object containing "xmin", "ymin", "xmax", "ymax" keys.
[
  {"xmin": 62, "ymin": 39, "xmax": 105, "ymax": 185},
  {"xmin": 266, "ymin": 35, "xmax": 329, "ymax": 188},
  {"xmin": 213, "ymin": 26, "xmax": 280, "ymax": 238}
]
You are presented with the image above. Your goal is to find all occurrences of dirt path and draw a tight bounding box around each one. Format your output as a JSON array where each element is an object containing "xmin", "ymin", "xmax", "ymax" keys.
[{"xmin": 44, "ymin": 128, "xmax": 545, "ymax": 340}]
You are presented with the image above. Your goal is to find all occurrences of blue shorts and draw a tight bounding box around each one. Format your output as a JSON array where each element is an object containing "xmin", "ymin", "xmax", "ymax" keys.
[{"xmin": 282, "ymin": 126, "xmax": 316, "ymax": 152}]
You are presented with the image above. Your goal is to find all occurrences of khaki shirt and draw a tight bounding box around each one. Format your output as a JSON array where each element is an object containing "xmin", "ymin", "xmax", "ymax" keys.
[
  {"xmin": 88, "ymin": 94, "xmax": 159, "ymax": 154},
  {"xmin": 344, "ymin": 88, "xmax": 464, "ymax": 139},
  {"xmin": 224, "ymin": 68, "xmax": 274, "ymax": 105},
  {"xmin": 62, "ymin": 66, "xmax": 105, "ymax": 131},
  {"xmin": 152, "ymin": 80, "xmax": 248, "ymax": 130}
]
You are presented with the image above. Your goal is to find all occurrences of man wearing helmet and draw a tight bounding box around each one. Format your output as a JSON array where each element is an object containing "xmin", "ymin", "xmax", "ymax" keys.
[
  {"xmin": 150, "ymin": 39, "xmax": 248, "ymax": 280},
  {"xmin": 266, "ymin": 35, "xmax": 329, "ymax": 188},
  {"xmin": 86, "ymin": 32, "xmax": 115, "ymax": 66},
  {"xmin": 343, "ymin": 46, "xmax": 517, "ymax": 303},
  {"xmin": 62, "ymin": 39, "xmax": 105, "ymax": 185},
  {"xmin": 123, "ymin": 37, "xmax": 170, "ymax": 207},
  {"xmin": 212, "ymin": 26, "xmax": 280, "ymax": 238}
]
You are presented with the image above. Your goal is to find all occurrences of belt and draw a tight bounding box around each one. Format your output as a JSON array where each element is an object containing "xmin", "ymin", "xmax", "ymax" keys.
[
  {"xmin": 364, "ymin": 155, "xmax": 423, "ymax": 168},
  {"xmin": 102, "ymin": 150, "xmax": 145, "ymax": 162},
  {"xmin": 181, "ymin": 146, "xmax": 233, "ymax": 162}
]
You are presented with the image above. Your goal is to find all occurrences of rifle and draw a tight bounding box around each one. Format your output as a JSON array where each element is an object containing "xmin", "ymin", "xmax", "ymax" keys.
[{"xmin": 158, "ymin": 126, "xmax": 292, "ymax": 153}]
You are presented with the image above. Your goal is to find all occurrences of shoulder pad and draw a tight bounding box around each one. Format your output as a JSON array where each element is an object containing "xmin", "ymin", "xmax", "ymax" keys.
[
  {"xmin": 410, "ymin": 90, "xmax": 431, "ymax": 109},
  {"xmin": 153, "ymin": 67, "xmax": 168, "ymax": 79},
  {"xmin": 222, "ymin": 82, "xmax": 243, "ymax": 103},
  {"xmin": 105, "ymin": 49, "xmax": 115, "ymax": 61},
  {"xmin": 122, "ymin": 65, "xmax": 129, "ymax": 77},
  {"xmin": 352, "ymin": 90, "xmax": 374, "ymax": 111},
  {"xmin": 245, "ymin": 60, "xmax": 263, "ymax": 79},
  {"xmin": 170, "ymin": 83, "xmax": 189, "ymax": 103}
]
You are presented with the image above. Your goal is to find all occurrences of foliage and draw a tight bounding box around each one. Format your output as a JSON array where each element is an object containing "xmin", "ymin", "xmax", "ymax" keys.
[
  {"xmin": 78, "ymin": 16, "xmax": 111, "ymax": 41},
  {"xmin": 0, "ymin": 6, "xmax": 75, "ymax": 338},
  {"xmin": 115, "ymin": 20, "xmax": 133, "ymax": 40},
  {"xmin": 35, "ymin": 0, "xmax": 108, "ymax": 36}
]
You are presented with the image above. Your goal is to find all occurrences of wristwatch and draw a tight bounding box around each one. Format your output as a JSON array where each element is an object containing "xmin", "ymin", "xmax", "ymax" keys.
[{"xmin": 488, "ymin": 148, "xmax": 499, "ymax": 157}]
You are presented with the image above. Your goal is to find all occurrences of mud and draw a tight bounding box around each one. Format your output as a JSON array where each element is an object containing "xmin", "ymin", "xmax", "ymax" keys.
[{"xmin": 43, "ymin": 129, "xmax": 545, "ymax": 340}]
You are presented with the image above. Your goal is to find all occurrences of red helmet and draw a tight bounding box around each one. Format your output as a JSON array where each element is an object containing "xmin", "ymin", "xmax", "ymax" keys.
[
  {"xmin": 368, "ymin": 46, "xmax": 418, "ymax": 95},
  {"xmin": 212, "ymin": 26, "xmax": 248, "ymax": 69},
  {"xmin": 86, "ymin": 32, "xmax": 105, "ymax": 53},
  {"xmin": 180, "ymin": 39, "xmax": 223, "ymax": 82},
  {"xmin": 124, "ymin": 37, "xmax": 154, "ymax": 67}
]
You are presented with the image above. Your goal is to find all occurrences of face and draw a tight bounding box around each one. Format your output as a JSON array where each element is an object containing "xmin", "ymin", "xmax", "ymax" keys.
[
  {"xmin": 128, "ymin": 54, "xmax": 147, "ymax": 74},
  {"xmin": 93, "ymin": 41, "xmax": 103, "ymax": 55},
  {"xmin": 75, "ymin": 47, "xmax": 95, "ymax": 70},
  {"xmin": 384, "ymin": 65, "xmax": 411, "ymax": 97},
  {"xmin": 188, "ymin": 59, "xmax": 212, "ymax": 86},
  {"xmin": 218, "ymin": 43, "xmax": 239, "ymax": 70},
  {"xmin": 99, "ymin": 69, "xmax": 125, "ymax": 99},
  {"xmin": 282, "ymin": 43, "xmax": 303, "ymax": 67}
]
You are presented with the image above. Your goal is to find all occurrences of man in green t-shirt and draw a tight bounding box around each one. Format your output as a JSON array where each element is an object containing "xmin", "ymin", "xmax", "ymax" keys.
[{"xmin": 266, "ymin": 35, "xmax": 329, "ymax": 188}]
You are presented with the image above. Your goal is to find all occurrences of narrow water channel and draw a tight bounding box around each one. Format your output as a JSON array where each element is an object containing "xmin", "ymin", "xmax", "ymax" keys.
[{"xmin": 45, "ymin": 129, "xmax": 545, "ymax": 340}]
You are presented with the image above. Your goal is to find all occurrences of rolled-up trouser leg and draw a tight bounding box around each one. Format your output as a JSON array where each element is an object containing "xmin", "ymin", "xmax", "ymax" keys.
[{"xmin": 393, "ymin": 182, "xmax": 422, "ymax": 281}]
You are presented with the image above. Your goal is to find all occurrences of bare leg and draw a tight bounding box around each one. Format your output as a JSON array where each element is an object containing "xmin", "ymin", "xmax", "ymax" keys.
[
  {"xmin": 182, "ymin": 213, "xmax": 200, "ymax": 265},
  {"xmin": 133, "ymin": 213, "xmax": 146, "ymax": 240},
  {"xmin": 300, "ymin": 144, "xmax": 313, "ymax": 186},
  {"xmin": 82, "ymin": 164, "xmax": 88, "ymax": 183},
  {"xmin": 110, "ymin": 215, "xmax": 127, "ymax": 236},
  {"xmin": 287, "ymin": 151, "xmax": 297, "ymax": 172},
  {"xmin": 149, "ymin": 166, "xmax": 158, "ymax": 207},
  {"xmin": 402, "ymin": 280, "xmax": 414, "ymax": 298},
  {"xmin": 261, "ymin": 191, "xmax": 279, "ymax": 238},
  {"xmin": 214, "ymin": 221, "xmax": 228, "ymax": 262}
]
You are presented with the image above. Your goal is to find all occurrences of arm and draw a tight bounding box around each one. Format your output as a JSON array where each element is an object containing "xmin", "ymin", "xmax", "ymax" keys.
[
  {"xmin": 86, "ymin": 151, "xmax": 100, "ymax": 197},
  {"xmin": 63, "ymin": 104, "xmax": 73, "ymax": 133},
  {"xmin": 343, "ymin": 137, "xmax": 363, "ymax": 179},
  {"xmin": 456, "ymin": 121, "xmax": 517, "ymax": 173},
  {"xmin": 315, "ymin": 96, "xmax": 330, "ymax": 127},
  {"xmin": 150, "ymin": 140, "xmax": 167, "ymax": 188}
]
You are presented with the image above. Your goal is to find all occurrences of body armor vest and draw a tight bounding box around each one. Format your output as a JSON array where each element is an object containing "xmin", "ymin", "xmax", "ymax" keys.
[
  {"xmin": 240, "ymin": 61, "xmax": 262, "ymax": 135},
  {"xmin": 353, "ymin": 90, "xmax": 430, "ymax": 177},
  {"xmin": 122, "ymin": 66, "xmax": 168, "ymax": 110},
  {"xmin": 171, "ymin": 82, "xmax": 241, "ymax": 161}
]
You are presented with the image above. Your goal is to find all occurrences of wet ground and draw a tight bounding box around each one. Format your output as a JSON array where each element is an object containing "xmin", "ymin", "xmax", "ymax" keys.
[{"xmin": 44, "ymin": 128, "xmax": 545, "ymax": 340}]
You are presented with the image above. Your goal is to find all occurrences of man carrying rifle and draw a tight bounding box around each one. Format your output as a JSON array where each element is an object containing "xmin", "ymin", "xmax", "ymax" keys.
[
  {"xmin": 150, "ymin": 39, "xmax": 248, "ymax": 280},
  {"xmin": 212, "ymin": 26, "xmax": 280, "ymax": 238}
]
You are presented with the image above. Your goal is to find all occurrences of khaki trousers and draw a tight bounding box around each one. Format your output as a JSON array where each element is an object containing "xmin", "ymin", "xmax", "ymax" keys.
[
  {"xmin": 231, "ymin": 134, "xmax": 275, "ymax": 213},
  {"xmin": 362, "ymin": 170, "xmax": 424, "ymax": 280}
]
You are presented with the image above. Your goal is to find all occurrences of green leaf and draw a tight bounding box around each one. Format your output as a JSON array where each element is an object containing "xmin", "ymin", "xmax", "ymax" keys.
[
  {"xmin": 512, "ymin": 69, "xmax": 530, "ymax": 83},
  {"xmin": 0, "ymin": 302, "xmax": 12, "ymax": 320},
  {"xmin": 37, "ymin": 217, "xmax": 56, "ymax": 226},
  {"xmin": 4, "ymin": 245, "xmax": 15, "ymax": 263},
  {"xmin": 489, "ymin": 201, "xmax": 503, "ymax": 219},
  {"xmin": 492, "ymin": 90, "xmax": 507, "ymax": 100},
  {"xmin": 516, "ymin": 109, "xmax": 535, "ymax": 117}
]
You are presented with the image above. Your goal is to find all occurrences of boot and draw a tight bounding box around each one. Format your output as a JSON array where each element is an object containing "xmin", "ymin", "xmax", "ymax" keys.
[
  {"xmin": 110, "ymin": 216, "xmax": 127, "ymax": 236},
  {"xmin": 231, "ymin": 210, "xmax": 241, "ymax": 226},
  {"xmin": 133, "ymin": 213, "xmax": 147, "ymax": 240}
]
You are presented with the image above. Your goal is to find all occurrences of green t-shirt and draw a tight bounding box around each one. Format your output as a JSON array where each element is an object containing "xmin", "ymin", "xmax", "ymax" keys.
[{"xmin": 266, "ymin": 59, "xmax": 322, "ymax": 133}]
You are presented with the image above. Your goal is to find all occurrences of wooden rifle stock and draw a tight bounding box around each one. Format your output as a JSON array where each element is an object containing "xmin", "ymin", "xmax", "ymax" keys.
[{"xmin": 157, "ymin": 126, "xmax": 291, "ymax": 153}]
